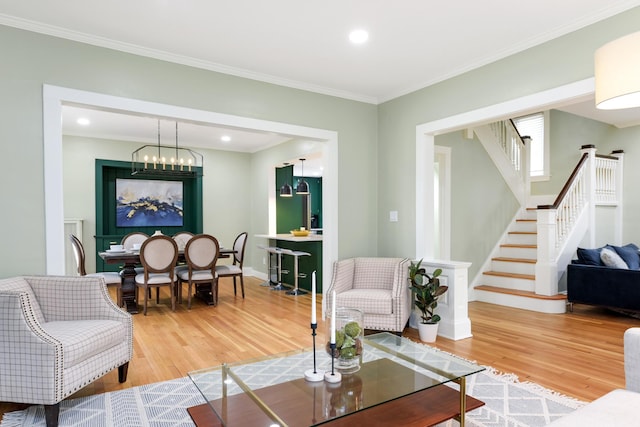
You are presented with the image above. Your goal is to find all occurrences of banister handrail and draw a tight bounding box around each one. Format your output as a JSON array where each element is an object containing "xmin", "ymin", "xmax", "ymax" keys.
[
  {"xmin": 508, "ymin": 119, "xmax": 527, "ymax": 146},
  {"xmin": 538, "ymin": 152, "xmax": 589, "ymax": 210}
]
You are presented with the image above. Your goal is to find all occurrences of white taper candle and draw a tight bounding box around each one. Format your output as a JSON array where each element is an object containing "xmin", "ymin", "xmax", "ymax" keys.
[
  {"xmin": 330, "ymin": 290, "xmax": 336, "ymax": 344},
  {"xmin": 311, "ymin": 271, "xmax": 317, "ymax": 324}
]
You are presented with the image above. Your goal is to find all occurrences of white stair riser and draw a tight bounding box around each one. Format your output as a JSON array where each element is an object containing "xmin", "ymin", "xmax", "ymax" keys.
[
  {"xmin": 473, "ymin": 289, "xmax": 567, "ymax": 314},
  {"xmin": 513, "ymin": 221, "xmax": 537, "ymax": 232},
  {"xmin": 481, "ymin": 274, "xmax": 535, "ymax": 292},
  {"xmin": 500, "ymin": 246, "xmax": 537, "ymax": 258},
  {"xmin": 506, "ymin": 233, "xmax": 537, "ymax": 245},
  {"xmin": 491, "ymin": 260, "xmax": 535, "ymax": 275},
  {"xmin": 522, "ymin": 210, "xmax": 538, "ymax": 221}
]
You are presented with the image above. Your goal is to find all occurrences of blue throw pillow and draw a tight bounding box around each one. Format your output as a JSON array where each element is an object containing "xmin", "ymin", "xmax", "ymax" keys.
[
  {"xmin": 611, "ymin": 244, "xmax": 640, "ymax": 270},
  {"xmin": 576, "ymin": 247, "xmax": 604, "ymax": 266}
]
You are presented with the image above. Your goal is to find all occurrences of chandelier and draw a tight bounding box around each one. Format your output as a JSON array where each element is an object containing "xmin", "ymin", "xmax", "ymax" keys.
[{"xmin": 131, "ymin": 120, "xmax": 203, "ymax": 178}]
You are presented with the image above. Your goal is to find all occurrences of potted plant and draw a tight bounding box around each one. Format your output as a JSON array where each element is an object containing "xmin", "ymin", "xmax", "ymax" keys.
[{"xmin": 409, "ymin": 259, "xmax": 447, "ymax": 342}]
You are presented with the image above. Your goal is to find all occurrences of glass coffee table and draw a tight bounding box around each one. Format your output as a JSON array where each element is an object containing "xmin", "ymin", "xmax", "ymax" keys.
[{"xmin": 188, "ymin": 332, "xmax": 484, "ymax": 426}]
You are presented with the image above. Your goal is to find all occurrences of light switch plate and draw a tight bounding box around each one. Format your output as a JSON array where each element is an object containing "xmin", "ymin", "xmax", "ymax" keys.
[{"xmin": 389, "ymin": 210, "xmax": 398, "ymax": 222}]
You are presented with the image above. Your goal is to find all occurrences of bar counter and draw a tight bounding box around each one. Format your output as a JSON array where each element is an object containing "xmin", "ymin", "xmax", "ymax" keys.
[{"xmin": 255, "ymin": 233, "xmax": 323, "ymax": 292}]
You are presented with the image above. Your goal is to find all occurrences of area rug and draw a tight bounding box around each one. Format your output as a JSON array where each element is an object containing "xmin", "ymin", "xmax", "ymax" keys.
[{"xmin": 1, "ymin": 348, "xmax": 585, "ymax": 427}]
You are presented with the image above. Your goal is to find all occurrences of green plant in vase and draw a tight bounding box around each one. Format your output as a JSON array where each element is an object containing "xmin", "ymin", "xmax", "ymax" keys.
[{"xmin": 327, "ymin": 321, "xmax": 363, "ymax": 360}]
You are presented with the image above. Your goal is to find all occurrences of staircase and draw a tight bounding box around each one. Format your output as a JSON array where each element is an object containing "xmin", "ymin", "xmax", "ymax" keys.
[
  {"xmin": 474, "ymin": 208, "xmax": 567, "ymax": 314},
  {"xmin": 472, "ymin": 121, "xmax": 624, "ymax": 314}
]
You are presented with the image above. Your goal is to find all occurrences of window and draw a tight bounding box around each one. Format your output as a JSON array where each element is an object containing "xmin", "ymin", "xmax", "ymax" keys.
[{"xmin": 513, "ymin": 112, "xmax": 549, "ymax": 179}]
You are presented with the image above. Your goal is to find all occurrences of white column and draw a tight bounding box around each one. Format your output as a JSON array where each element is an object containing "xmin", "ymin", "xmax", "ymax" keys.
[{"xmin": 420, "ymin": 259, "xmax": 472, "ymax": 341}]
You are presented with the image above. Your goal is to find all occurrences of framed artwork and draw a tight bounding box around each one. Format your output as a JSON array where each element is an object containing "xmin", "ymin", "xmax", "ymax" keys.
[{"xmin": 116, "ymin": 178, "xmax": 183, "ymax": 227}]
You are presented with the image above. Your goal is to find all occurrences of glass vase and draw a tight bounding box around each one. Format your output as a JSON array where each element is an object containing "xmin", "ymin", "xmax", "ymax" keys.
[{"xmin": 326, "ymin": 307, "xmax": 364, "ymax": 374}]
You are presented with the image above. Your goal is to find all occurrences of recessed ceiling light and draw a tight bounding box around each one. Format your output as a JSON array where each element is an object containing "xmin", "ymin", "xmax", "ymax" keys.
[
  {"xmin": 221, "ymin": 135, "xmax": 231, "ymax": 142},
  {"xmin": 349, "ymin": 29, "xmax": 369, "ymax": 44},
  {"xmin": 77, "ymin": 118, "xmax": 90, "ymax": 126}
]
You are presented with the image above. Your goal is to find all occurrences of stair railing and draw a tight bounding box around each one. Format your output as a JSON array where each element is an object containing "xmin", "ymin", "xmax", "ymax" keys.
[
  {"xmin": 535, "ymin": 145, "xmax": 624, "ymax": 295},
  {"xmin": 484, "ymin": 120, "xmax": 531, "ymax": 205}
]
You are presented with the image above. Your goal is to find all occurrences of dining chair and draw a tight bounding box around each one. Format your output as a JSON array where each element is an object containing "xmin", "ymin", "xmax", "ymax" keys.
[
  {"xmin": 135, "ymin": 234, "xmax": 179, "ymax": 315},
  {"xmin": 172, "ymin": 231, "xmax": 194, "ymax": 251},
  {"xmin": 69, "ymin": 234, "xmax": 123, "ymax": 306},
  {"xmin": 173, "ymin": 231, "xmax": 194, "ymax": 276},
  {"xmin": 121, "ymin": 232, "xmax": 149, "ymax": 285},
  {"xmin": 215, "ymin": 232, "xmax": 248, "ymax": 298},
  {"xmin": 121, "ymin": 231, "xmax": 149, "ymax": 250},
  {"xmin": 177, "ymin": 234, "xmax": 220, "ymax": 308}
]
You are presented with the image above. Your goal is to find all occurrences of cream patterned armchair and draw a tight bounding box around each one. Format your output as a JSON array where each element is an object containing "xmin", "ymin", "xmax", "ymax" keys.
[
  {"xmin": 325, "ymin": 257, "xmax": 411, "ymax": 334},
  {"xmin": 0, "ymin": 276, "xmax": 133, "ymax": 427}
]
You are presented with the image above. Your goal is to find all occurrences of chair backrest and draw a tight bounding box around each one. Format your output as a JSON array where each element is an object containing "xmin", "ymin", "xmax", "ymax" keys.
[
  {"xmin": 69, "ymin": 234, "xmax": 87, "ymax": 276},
  {"xmin": 232, "ymin": 232, "xmax": 248, "ymax": 267},
  {"xmin": 184, "ymin": 234, "xmax": 219, "ymax": 272},
  {"xmin": 172, "ymin": 231, "xmax": 194, "ymax": 250},
  {"xmin": 139, "ymin": 235, "xmax": 178, "ymax": 274},
  {"xmin": 121, "ymin": 232, "xmax": 149, "ymax": 250},
  {"xmin": 352, "ymin": 257, "xmax": 405, "ymax": 290}
]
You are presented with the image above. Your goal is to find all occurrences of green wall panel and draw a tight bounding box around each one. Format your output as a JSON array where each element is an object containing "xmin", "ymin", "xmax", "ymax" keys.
[{"xmin": 95, "ymin": 159, "xmax": 202, "ymax": 271}]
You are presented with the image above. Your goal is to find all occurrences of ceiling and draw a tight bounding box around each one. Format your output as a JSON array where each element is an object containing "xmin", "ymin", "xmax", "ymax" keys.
[{"xmin": 3, "ymin": 0, "xmax": 640, "ymax": 170}]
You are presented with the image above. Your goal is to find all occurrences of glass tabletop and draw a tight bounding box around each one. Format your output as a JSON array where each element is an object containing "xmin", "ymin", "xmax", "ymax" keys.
[{"xmin": 188, "ymin": 332, "xmax": 484, "ymax": 426}]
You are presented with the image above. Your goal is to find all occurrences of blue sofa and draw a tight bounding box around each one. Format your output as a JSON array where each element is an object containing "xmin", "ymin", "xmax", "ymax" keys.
[{"xmin": 567, "ymin": 244, "xmax": 640, "ymax": 312}]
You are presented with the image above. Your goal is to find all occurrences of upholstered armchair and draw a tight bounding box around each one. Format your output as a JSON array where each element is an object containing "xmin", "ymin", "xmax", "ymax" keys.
[
  {"xmin": 0, "ymin": 276, "xmax": 133, "ymax": 427},
  {"xmin": 325, "ymin": 257, "xmax": 411, "ymax": 334}
]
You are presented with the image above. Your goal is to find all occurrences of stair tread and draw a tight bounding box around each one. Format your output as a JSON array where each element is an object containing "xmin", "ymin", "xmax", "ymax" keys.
[
  {"xmin": 501, "ymin": 243, "xmax": 537, "ymax": 248},
  {"xmin": 492, "ymin": 257, "xmax": 537, "ymax": 264},
  {"xmin": 475, "ymin": 285, "xmax": 567, "ymax": 301},
  {"xmin": 508, "ymin": 231, "xmax": 537, "ymax": 235},
  {"xmin": 516, "ymin": 219, "xmax": 536, "ymax": 222},
  {"xmin": 483, "ymin": 271, "xmax": 534, "ymax": 280}
]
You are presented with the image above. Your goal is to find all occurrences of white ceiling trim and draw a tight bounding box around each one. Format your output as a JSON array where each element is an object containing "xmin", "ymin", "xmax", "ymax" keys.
[
  {"xmin": 3, "ymin": 2, "xmax": 639, "ymax": 105},
  {"xmin": 0, "ymin": 13, "xmax": 378, "ymax": 105},
  {"xmin": 378, "ymin": 2, "xmax": 640, "ymax": 103}
]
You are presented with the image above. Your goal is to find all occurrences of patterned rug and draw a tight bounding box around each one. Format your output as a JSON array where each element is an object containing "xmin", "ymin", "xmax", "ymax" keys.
[{"xmin": 1, "ymin": 349, "xmax": 585, "ymax": 427}]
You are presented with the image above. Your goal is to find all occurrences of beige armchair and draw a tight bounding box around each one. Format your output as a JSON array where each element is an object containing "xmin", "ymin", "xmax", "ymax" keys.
[
  {"xmin": 0, "ymin": 275, "xmax": 133, "ymax": 427},
  {"xmin": 325, "ymin": 257, "xmax": 411, "ymax": 334}
]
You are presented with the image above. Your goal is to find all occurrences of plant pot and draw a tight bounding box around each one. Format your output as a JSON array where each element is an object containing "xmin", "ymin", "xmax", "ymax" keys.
[{"xmin": 417, "ymin": 322, "xmax": 439, "ymax": 342}]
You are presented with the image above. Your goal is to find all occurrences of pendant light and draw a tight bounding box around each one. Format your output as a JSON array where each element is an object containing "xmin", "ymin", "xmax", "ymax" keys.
[
  {"xmin": 595, "ymin": 31, "xmax": 640, "ymax": 110},
  {"xmin": 279, "ymin": 163, "xmax": 293, "ymax": 197},
  {"xmin": 296, "ymin": 158, "xmax": 309, "ymax": 195}
]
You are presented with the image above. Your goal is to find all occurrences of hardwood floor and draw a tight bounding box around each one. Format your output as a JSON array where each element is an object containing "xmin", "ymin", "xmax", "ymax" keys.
[{"xmin": 1, "ymin": 276, "xmax": 638, "ymax": 419}]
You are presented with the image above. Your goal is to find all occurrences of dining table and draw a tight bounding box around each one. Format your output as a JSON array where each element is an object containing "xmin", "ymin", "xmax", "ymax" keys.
[{"xmin": 99, "ymin": 247, "xmax": 236, "ymax": 314}]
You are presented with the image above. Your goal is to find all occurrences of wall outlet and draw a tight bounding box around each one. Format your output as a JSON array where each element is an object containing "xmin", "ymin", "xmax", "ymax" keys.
[{"xmin": 263, "ymin": 256, "xmax": 266, "ymax": 265}]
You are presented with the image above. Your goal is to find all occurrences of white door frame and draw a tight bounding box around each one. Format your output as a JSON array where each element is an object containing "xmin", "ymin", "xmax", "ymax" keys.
[
  {"xmin": 42, "ymin": 85, "xmax": 339, "ymax": 301},
  {"xmin": 415, "ymin": 78, "xmax": 595, "ymax": 259}
]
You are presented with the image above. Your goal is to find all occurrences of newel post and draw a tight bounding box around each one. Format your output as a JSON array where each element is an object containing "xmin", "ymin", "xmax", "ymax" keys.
[
  {"xmin": 581, "ymin": 145, "xmax": 597, "ymax": 248},
  {"xmin": 612, "ymin": 150, "xmax": 624, "ymax": 244},
  {"xmin": 535, "ymin": 208, "xmax": 558, "ymax": 296},
  {"xmin": 521, "ymin": 135, "xmax": 532, "ymax": 206}
]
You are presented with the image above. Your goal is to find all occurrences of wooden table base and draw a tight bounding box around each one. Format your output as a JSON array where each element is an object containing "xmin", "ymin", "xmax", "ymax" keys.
[{"xmin": 188, "ymin": 382, "xmax": 484, "ymax": 427}]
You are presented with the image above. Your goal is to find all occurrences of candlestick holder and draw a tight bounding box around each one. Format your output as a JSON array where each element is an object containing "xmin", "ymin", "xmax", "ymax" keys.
[
  {"xmin": 324, "ymin": 342, "xmax": 342, "ymax": 383},
  {"xmin": 304, "ymin": 322, "xmax": 325, "ymax": 382}
]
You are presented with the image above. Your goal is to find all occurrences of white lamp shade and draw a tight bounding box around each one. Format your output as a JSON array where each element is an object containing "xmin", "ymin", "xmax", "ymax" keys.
[{"xmin": 595, "ymin": 31, "xmax": 640, "ymax": 110}]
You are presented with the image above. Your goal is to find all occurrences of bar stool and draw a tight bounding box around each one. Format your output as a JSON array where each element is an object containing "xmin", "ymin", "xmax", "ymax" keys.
[
  {"xmin": 281, "ymin": 248, "xmax": 311, "ymax": 296},
  {"xmin": 271, "ymin": 248, "xmax": 289, "ymax": 291},
  {"xmin": 257, "ymin": 245, "xmax": 279, "ymax": 287}
]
